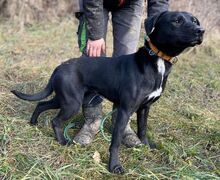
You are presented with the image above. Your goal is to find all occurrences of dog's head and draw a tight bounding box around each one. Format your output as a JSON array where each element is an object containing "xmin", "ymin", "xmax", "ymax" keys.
[{"xmin": 145, "ymin": 11, "xmax": 205, "ymax": 57}]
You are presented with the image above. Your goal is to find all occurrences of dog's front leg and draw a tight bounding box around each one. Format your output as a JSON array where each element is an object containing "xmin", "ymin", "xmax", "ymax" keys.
[
  {"xmin": 109, "ymin": 108, "xmax": 129, "ymax": 174},
  {"xmin": 137, "ymin": 107, "xmax": 156, "ymax": 149},
  {"xmin": 137, "ymin": 107, "xmax": 149, "ymax": 145}
]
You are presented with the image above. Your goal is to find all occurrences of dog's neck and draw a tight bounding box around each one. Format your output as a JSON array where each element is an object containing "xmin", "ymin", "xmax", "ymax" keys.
[
  {"xmin": 144, "ymin": 37, "xmax": 178, "ymax": 64},
  {"xmin": 135, "ymin": 46, "xmax": 173, "ymax": 77}
]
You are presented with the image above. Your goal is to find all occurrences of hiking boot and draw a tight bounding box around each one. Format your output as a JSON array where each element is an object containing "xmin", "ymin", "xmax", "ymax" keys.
[
  {"xmin": 112, "ymin": 108, "xmax": 141, "ymax": 148},
  {"xmin": 122, "ymin": 125, "xmax": 142, "ymax": 147},
  {"xmin": 73, "ymin": 104, "xmax": 102, "ymax": 145}
]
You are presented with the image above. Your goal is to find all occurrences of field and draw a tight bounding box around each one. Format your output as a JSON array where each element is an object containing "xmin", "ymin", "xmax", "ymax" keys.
[{"xmin": 0, "ymin": 18, "xmax": 220, "ymax": 179}]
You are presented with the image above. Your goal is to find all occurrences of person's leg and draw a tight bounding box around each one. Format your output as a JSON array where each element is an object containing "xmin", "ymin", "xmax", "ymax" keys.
[
  {"xmin": 111, "ymin": 0, "xmax": 144, "ymax": 147},
  {"xmin": 73, "ymin": 10, "xmax": 109, "ymax": 145},
  {"xmin": 147, "ymin": 0, "xmax": 169, "ymax": 17},
  {"xmin": 112, "ymin": 0, "xmax": 143, "ymax": 57}
]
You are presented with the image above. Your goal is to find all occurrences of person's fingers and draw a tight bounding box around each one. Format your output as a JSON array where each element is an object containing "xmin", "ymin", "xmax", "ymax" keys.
[
  {"xmin": 86, "ymin": 43, "xmax": 90, "ymax": 56},
  {"xmin": 96, "ymin": 46, "xmax": 102, "ymax": 57},
  {"xmin": 86, "ymin": 38, "xmax": 105, "ymax": 57},
  {"xmin": 92, "ymin": 46, "xmax": 98, "ymax": 57},
  {"xmin": 89, "ymin": 45, "xmax": 101, "ymax": 57},
  {"xmin": 88, "ymin": 45, "xmax": 95, "ymax": 57},
  {"xmin": 88, "ymin": 46, "xmax": 92, "ymax": 57},
  {"xmin": 101, "ymin": 42, "xmax": 106, "ymax": 54},
  {"xmin": 89, "ymin": 46, "xmax": 94, "ymax": 57}
]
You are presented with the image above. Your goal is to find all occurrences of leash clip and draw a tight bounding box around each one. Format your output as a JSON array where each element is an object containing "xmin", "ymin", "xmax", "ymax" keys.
[
  {"xmin": 144, "ymin": 34, "xmax": 150, "ymax": 42},
  {"xmin": 170, "ymin": 56, "xmax": 178, "ymax": 64},
  {"xmin": 149, "ymin": 49, "xmax": 156, "ymax": 56}
]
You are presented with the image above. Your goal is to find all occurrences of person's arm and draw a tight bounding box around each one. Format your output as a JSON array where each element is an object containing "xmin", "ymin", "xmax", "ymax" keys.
[
  {"xmin": 83, "ymin": 0, "xmax": 105, "ymax": 57},
  {"xmin": 147, "ymin": 0, "xmax": 169, "ymax": 17}
]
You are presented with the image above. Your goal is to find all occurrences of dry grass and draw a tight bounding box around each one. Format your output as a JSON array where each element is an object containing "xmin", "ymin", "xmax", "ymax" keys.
[
  {"xmin": 1, "ymin": 0, "xmax": 220, "ymax": 31},
  {"xmin": 0, "ymin": 18, "xmax": 220, "ymax": 179}
]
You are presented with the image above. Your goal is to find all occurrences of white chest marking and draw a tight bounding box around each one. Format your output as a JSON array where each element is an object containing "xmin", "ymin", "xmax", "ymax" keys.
[
  {"xmin": 157, "ymin": 58, "xmax": 166, "ymax": 76},
  {"xmin": 148, "ymin": 58, "xmax": 165, "ymax": 100},
  {"xmin": 148, "ymin": 87, "xmax": 163, "ymax": 99}
]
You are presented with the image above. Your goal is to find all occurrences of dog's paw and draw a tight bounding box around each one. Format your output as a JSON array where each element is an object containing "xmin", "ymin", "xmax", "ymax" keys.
[
  {"xmin": 29, "ymin": 121, "xmax": 38, "ymax": 126},
  {"xmin": 149, "ymin": 142, "xmax": 157, "ymax": 149},
  {"xmin": 109, "ymin": 164, "xmax": 125, "ymax": 174},
  {"xmin": 59, "ymin": 139, "xmax": 68, "ymax": 146},
  {"xmin": 140, "ymin": 138, "xmax": 157, "ymax": 149},
  {"xmin": 140, "ymin": 138, "xmax": 149, "ymax": 146}
]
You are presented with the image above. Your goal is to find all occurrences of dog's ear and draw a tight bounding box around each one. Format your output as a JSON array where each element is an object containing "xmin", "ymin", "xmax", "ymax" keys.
[{"xmin": 144, "ymin": 11, "xmax": 167, "ymax": 35}]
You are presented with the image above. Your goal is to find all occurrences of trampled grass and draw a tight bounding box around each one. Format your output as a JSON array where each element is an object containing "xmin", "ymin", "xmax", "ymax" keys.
[{"xmin": 0, "ymin": 18, "xmax": 219, "ymax": 179}]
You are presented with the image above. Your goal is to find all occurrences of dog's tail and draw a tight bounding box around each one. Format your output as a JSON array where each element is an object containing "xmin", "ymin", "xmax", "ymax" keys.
[{"xmin": 11, "ymin": 79, "xmax": 53, "ymax": 101}]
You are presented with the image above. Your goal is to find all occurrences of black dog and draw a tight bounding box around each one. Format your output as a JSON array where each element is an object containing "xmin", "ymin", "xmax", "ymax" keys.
[{"xmin": 12, "ymin": 11, "xmax": 204, "ymax": 174}]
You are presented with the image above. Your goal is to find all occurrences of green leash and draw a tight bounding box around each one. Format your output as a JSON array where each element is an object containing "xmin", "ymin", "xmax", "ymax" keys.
[
  {"xmin": 99, "ymin": 109, "xmax": 117, "ymax": 142},
  {"xmin": 64, "ymin": 122, "xmax": 76, "ymax": 142},
  {"xmin": 64, "ymin": 109, "xmax": 117, "ymax": 143}
]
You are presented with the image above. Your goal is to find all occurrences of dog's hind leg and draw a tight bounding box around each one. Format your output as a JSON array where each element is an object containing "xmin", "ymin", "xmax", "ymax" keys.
[
  {"xmin": 30, "ymin": 97, "xmax": 60, "ymax": 125},
  {"xmin": 52, "ymin": 101, "xmax": 81, "ymax": 145}
]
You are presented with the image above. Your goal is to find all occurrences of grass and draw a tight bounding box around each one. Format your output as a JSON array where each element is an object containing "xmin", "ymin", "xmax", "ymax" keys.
[{"xmin": 0, "ymin": 18, "xmax": 220, "ymax": 179}]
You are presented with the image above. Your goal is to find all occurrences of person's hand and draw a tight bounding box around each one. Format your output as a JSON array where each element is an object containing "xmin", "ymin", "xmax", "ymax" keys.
[{"xmin": 86, "ymin": 38, "xmax": 106, "ymax": 57}]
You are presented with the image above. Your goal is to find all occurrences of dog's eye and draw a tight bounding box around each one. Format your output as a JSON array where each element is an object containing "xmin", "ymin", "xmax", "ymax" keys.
[
  {"xmin": 172, "ymin": 17, "xmax": 183, "ymax": 26},
  {"xmin": 175, "ymin": 20, "xmax": 180, "ymax": 24},
  {"xmin": 173, "ymin": 18, "xmax": 182, "ymax": 25},
  {"xmin": 173, "ymin": 18, "xmax": 183, "ymax": 26}
]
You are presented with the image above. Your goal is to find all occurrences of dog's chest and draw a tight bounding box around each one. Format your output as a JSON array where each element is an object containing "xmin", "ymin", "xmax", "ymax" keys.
[{"xmin": 147, "ymin": 58, "xmax": 165, "ymax": 100}]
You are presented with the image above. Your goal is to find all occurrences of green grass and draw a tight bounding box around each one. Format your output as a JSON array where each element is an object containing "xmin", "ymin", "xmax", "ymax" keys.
[{"xmin": 0, "ymin": 18, "xmax": 220, "ymax": 179}]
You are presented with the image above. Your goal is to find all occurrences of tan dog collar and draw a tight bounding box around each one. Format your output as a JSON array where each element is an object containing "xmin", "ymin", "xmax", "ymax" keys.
[{"xmin": 145, "ymin": 35, "xmax": 178, "ymax": 64}]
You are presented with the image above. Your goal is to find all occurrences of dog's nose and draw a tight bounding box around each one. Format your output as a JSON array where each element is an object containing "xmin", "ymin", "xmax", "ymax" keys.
[{"xmin": 195, "ymin": 27, "xmax": 205, "ymax": 35}]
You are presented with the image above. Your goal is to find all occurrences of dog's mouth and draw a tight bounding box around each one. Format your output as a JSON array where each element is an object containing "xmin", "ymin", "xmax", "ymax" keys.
[{"xmin": 190, "ymin": 36, "xmax": 204, "ymax": 46}]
